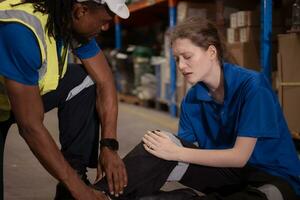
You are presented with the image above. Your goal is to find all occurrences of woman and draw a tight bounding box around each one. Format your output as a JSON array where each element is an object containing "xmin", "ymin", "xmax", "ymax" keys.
[
  {"xmin": 142, "ymin": 17, "xmax": 300, "ymax": 199},
  {"xmin": 95, "ymin": 17, "xmax": 300, "ymax": 200}
]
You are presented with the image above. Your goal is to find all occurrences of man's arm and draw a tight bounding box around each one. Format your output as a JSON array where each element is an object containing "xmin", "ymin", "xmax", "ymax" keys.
[
  {"xmin": 81, "ymin": 51, "xmax": 127, "ymax": 196},
  {"xmin": 4, "ymin": 79, "xmax": 105, "ymax": 200},
  {"xmin": 81, "ymin": 51, "xmax": 117, "ymax": 140}
]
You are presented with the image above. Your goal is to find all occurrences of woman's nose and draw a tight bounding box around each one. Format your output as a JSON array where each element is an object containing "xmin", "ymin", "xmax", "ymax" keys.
[{"xmin": 178, "ymin": 59, "xmax": 186, "ymax": 71}]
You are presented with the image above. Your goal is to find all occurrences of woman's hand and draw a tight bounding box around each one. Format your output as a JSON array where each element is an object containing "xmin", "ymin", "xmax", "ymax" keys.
[{"xmin": 142, "ymin": 130, "xmax": 180, "ymax": 161}]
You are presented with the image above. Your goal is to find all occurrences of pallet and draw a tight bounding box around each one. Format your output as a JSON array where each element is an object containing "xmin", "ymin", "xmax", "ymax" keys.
[
  {"xmin": 118, "ymin": 93, "xmax": 157, "ymax": 107},
  {"xmin": 118, "ymin": 94, "xmax": 170, "ymax": 112},
  {"xmin": 118, "ymin": 93, "xmax": 143, "ymax": 106},
  {"xmin": 154, "ymin": 98, "xmax": 169, "ymax": 112}
]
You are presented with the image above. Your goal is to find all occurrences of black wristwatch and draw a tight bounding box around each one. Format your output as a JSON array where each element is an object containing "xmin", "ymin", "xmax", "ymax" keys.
[{"xmin": 100, "ymin": 138, "xmax": 119, "ymax": 151}]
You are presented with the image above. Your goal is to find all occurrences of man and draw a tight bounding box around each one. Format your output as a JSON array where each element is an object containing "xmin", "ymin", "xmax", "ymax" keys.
[{"xmin": 0, "ymin": 0, "xmax": 129, "ymax": 199}]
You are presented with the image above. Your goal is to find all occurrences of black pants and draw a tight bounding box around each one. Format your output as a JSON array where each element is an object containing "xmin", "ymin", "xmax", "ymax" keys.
[
  {"xmin": 95, "ymin": 140, "xmax": 299, "ymax": 200},
  {"xmin": 0, "ymin": 64, "xmax": 99, "ymax": 198}
]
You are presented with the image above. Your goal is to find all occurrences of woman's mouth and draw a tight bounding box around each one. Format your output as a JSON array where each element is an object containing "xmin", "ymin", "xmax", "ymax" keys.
[{"xmin": 183, "ymin": 72, "xmax": 193, "ymax": 77}]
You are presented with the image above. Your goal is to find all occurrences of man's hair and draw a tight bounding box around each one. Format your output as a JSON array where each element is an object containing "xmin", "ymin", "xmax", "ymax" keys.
[
  {"xmin": 16, "ymin": 0, "xmax": 100, "ymax": 45},
  {"xmin": 13, "ymin": 0, "xmax": 74, "ymax": 44}
]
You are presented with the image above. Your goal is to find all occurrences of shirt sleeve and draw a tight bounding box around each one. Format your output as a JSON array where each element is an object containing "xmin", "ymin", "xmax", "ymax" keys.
[
  {"xmin": 177, "ymin": 99, "xmax": 197, "ymax": 143},
  {"xmin": 0, "ymin": 23, "xmax": 41, "ymax": 85},
  {"xmin": 73, "ymin": 38, "xmax": 101, "ymax": 59},
  {"xmin": 237, "ymin": 77, "xmax": 279, "ymax": 138}
]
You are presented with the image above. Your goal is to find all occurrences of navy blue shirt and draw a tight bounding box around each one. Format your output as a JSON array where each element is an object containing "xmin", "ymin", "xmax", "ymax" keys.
[
  {"xmin": 178, "ymin": 62, "xmax": 300, "ymax": 195},
  {"xmin": 0, "ymin": 23, "xmax": 100, "ymax": 85}
]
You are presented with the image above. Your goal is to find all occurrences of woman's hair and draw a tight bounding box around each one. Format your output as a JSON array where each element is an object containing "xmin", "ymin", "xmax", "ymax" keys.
[
  {"xmin": 15, "ymin": 0, "xmax": 100, "ymax": 45},
  {"xmin": 170, "ymin": 17, "xmax": 230, "ymax": 64}
]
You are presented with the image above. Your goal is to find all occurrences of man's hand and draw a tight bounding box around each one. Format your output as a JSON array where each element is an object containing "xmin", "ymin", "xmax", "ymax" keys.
[
  {"xmin": 96, "ymin": 147, "xmax": 127, "ymax": 197},
  {"xmin": 71, "ymin": 184, "xmax": 108, "ymax": 200},
  {"xmin": 83, "ymin": 187, "xmax": 109, "ymax": 200}
]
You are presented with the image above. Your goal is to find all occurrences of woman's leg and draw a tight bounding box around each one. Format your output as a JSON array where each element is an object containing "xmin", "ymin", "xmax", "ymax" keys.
[
  {"xmin": 95, "ymin": 134, "xmax": 298, "ymax": 200},
  {"xmin": 94, "ymin": 134, "xmax": 243, "ymax": 199},
  {"xmin": 95, "ymin": 142, "xmax": 178, "ymax": 199},
  {"xmin": 180, "ymin": 163, "xmax": 298, "ymax": 200}
]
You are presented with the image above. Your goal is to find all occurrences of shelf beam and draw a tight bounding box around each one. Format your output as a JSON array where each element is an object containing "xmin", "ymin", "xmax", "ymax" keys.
[
  {"xmin": 128, "ymin": 0, "xmax": 167, "ymax": 12},
  {"xmin": 260, "ymin": 0, "xmax": 272, "ymax": 83},
  {"xmin": 114, "ymin": 17, "xmax": 122, "ymax": 49},
  {"xmin": 168, "ymin": 0, "xmax": 177, "ymax": 117}
]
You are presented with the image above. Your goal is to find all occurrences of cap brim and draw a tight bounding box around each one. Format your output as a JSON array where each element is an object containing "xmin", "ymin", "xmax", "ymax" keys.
[
  {"xmin": 115, "ymin": 6, "xmax": 130, "ymax": 19},
  {"xmin": 105, "ymin": 0, "xmax": 130, "ymax": 19}
]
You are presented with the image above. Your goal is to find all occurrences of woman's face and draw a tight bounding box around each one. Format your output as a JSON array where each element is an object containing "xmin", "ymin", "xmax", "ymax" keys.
[
  {"xmin": 71, "ymin": 3, "xmax": 113, "ymax": 40},
  {"xmin": 172, "ymin": 38, "xmax": 215, "ymax": 84}
]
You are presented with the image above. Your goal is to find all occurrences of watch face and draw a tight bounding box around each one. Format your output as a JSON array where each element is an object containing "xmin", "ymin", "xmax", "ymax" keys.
[
  {"xmin": 109, "ymin": 140, "xmax": 119, "ymax": 151},
  {"xmin": 100, "ymin": 139, "xmax": 119, "ymax": 151}
]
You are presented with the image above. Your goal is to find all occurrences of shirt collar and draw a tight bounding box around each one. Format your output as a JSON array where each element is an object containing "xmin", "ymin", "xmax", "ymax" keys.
[
  {"xmin": 194, "ymin": 62, "xmax": 233, "ymax": 103},
  {"xmin": 195, "ymin": 82, "xmax": 212, "ymax": 101}
]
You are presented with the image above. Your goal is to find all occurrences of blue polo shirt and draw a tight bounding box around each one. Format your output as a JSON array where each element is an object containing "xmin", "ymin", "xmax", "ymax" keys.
[
  {"xmin": 0, "ymin": 23, "xmax": 100, "ymax": 85},
  {"xmin": 178, "ymin": 62, "xmax": 300, "ymax": 195}
]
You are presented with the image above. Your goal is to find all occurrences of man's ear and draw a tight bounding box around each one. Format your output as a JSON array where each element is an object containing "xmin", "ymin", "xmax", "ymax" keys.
[{"xmin": 72, "ymin": 3, "xmax": 89, "ymax": 20}]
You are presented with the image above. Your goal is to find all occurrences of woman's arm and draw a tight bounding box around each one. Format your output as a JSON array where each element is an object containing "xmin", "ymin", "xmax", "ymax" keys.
[{"xmin": 143, "ymin": 131, "xmax": 257, "ymax": 168}]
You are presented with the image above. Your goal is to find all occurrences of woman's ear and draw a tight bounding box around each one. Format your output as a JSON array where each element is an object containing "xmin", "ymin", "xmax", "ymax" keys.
[
  {"xmin": 72, "ymin": 3, "xmax": 89, "ymax": 20},
  {"xmin": 207, "ymin": 45, "xmax": 218, "ymax": 60}
]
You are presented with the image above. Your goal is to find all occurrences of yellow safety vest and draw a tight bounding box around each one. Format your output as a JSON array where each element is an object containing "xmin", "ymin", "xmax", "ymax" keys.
[{"xmin": 0, "ymin": 0, "xmax": 69, "ymax": 121}]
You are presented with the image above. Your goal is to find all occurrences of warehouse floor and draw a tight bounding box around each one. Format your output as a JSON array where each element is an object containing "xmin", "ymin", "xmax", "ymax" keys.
[{"xmin": 4, "ymin": 103, "xmax": 184, "ymax": 200}]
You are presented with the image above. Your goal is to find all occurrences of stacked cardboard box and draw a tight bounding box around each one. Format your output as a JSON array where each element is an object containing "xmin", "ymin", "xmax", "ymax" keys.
[
  {"xmin": 227, "ymin": 10, "xmax": 285, "ymax": 72},
  {"xmin": 227, "ymin": 10, "xmax": 260, "ymax": 43},
  {"xmin": 277, "ymin": 33, "xmax": 300, "ymax": 133},
  {"xmin": 177, "ymin": 1, "xmax": 216, "ymax": 23},
  {"xmin": 227, "ymin": 10, "xmax": 261, "ymax": 71}
]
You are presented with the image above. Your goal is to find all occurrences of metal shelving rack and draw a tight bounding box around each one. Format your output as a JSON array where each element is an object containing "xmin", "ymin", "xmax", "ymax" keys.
[{"xmin": 114, "ymin": 0, "xmax": 273, "ymax": 117}]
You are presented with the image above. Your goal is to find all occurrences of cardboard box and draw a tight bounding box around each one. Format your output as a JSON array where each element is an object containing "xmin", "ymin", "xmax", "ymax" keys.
[
  {"xmin": 230, "ymin": 13, "xmax": 237, "ymax": 28},
  {"xmin": 239, "ymin": 27, "xmax": 284, "ymax": 43},
  {"xmin": 177, "ymin": 1, "xmax": 216, "ymax": 23},
  {"xmin": 235, "ymin": 10, "xmax": 283, "ymax": 28},
  {"xmin": 278, "ymin": 86, "xmax": 300, "ymax": 133},
  {"xmin": 277, "ymin": 33, "xmax": 300, "ymax": 133},
  {"xmin": 237, "ymin": 11, "xmax": 260, "ymax": 27},
  {"xmin": 227, "ymin": 42, "xmax": 260, "ymax": 71},
  {"xmin": 227, "ymin": 28, "xmax": 240, "ymax": 43},
  {"xmin": 277, "ymin": 33, "xmax": 300, "ymax": 82},
  {"xmin": 239, "ymin": 27, "xmax": 260, "ymax": 42}
]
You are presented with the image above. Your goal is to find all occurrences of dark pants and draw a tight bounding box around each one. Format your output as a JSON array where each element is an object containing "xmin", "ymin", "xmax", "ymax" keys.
[
  {"xmin": 95, "ymin": 140, "xmax": 299, "ymax": 200},
  {"xmin": 0, "ymin": 64, "xmax": 99, "ymax": 198}
]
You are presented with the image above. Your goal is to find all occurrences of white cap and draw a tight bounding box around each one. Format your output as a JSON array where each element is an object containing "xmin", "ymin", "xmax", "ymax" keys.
[{"xmin": 76, "ymin": 0, "xmax": 130, "ymax": 19}]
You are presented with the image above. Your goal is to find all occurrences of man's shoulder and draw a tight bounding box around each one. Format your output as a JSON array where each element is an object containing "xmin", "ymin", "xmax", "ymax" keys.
[{"xmin": 0, "ymin": 22, "xmax": 40, "ymax": 85}]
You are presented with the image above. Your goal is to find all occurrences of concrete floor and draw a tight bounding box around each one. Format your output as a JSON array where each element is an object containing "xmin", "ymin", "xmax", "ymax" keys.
[{"xmin": 4, "ymin": 103, "xmax": 183, "ymax": 200}]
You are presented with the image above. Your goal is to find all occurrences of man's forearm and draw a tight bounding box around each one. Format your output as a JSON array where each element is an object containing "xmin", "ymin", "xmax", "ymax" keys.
[
  {"xmin": 96, "ymin": 81, "xmax": 118, "ymax": 139},
  {"xmin": 18, "ymin": 124, "xmax": 86, "ymax": 196},
  {"xmin": 81, "ymin": 52, "xmax": 118, "ymax": 139}
]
